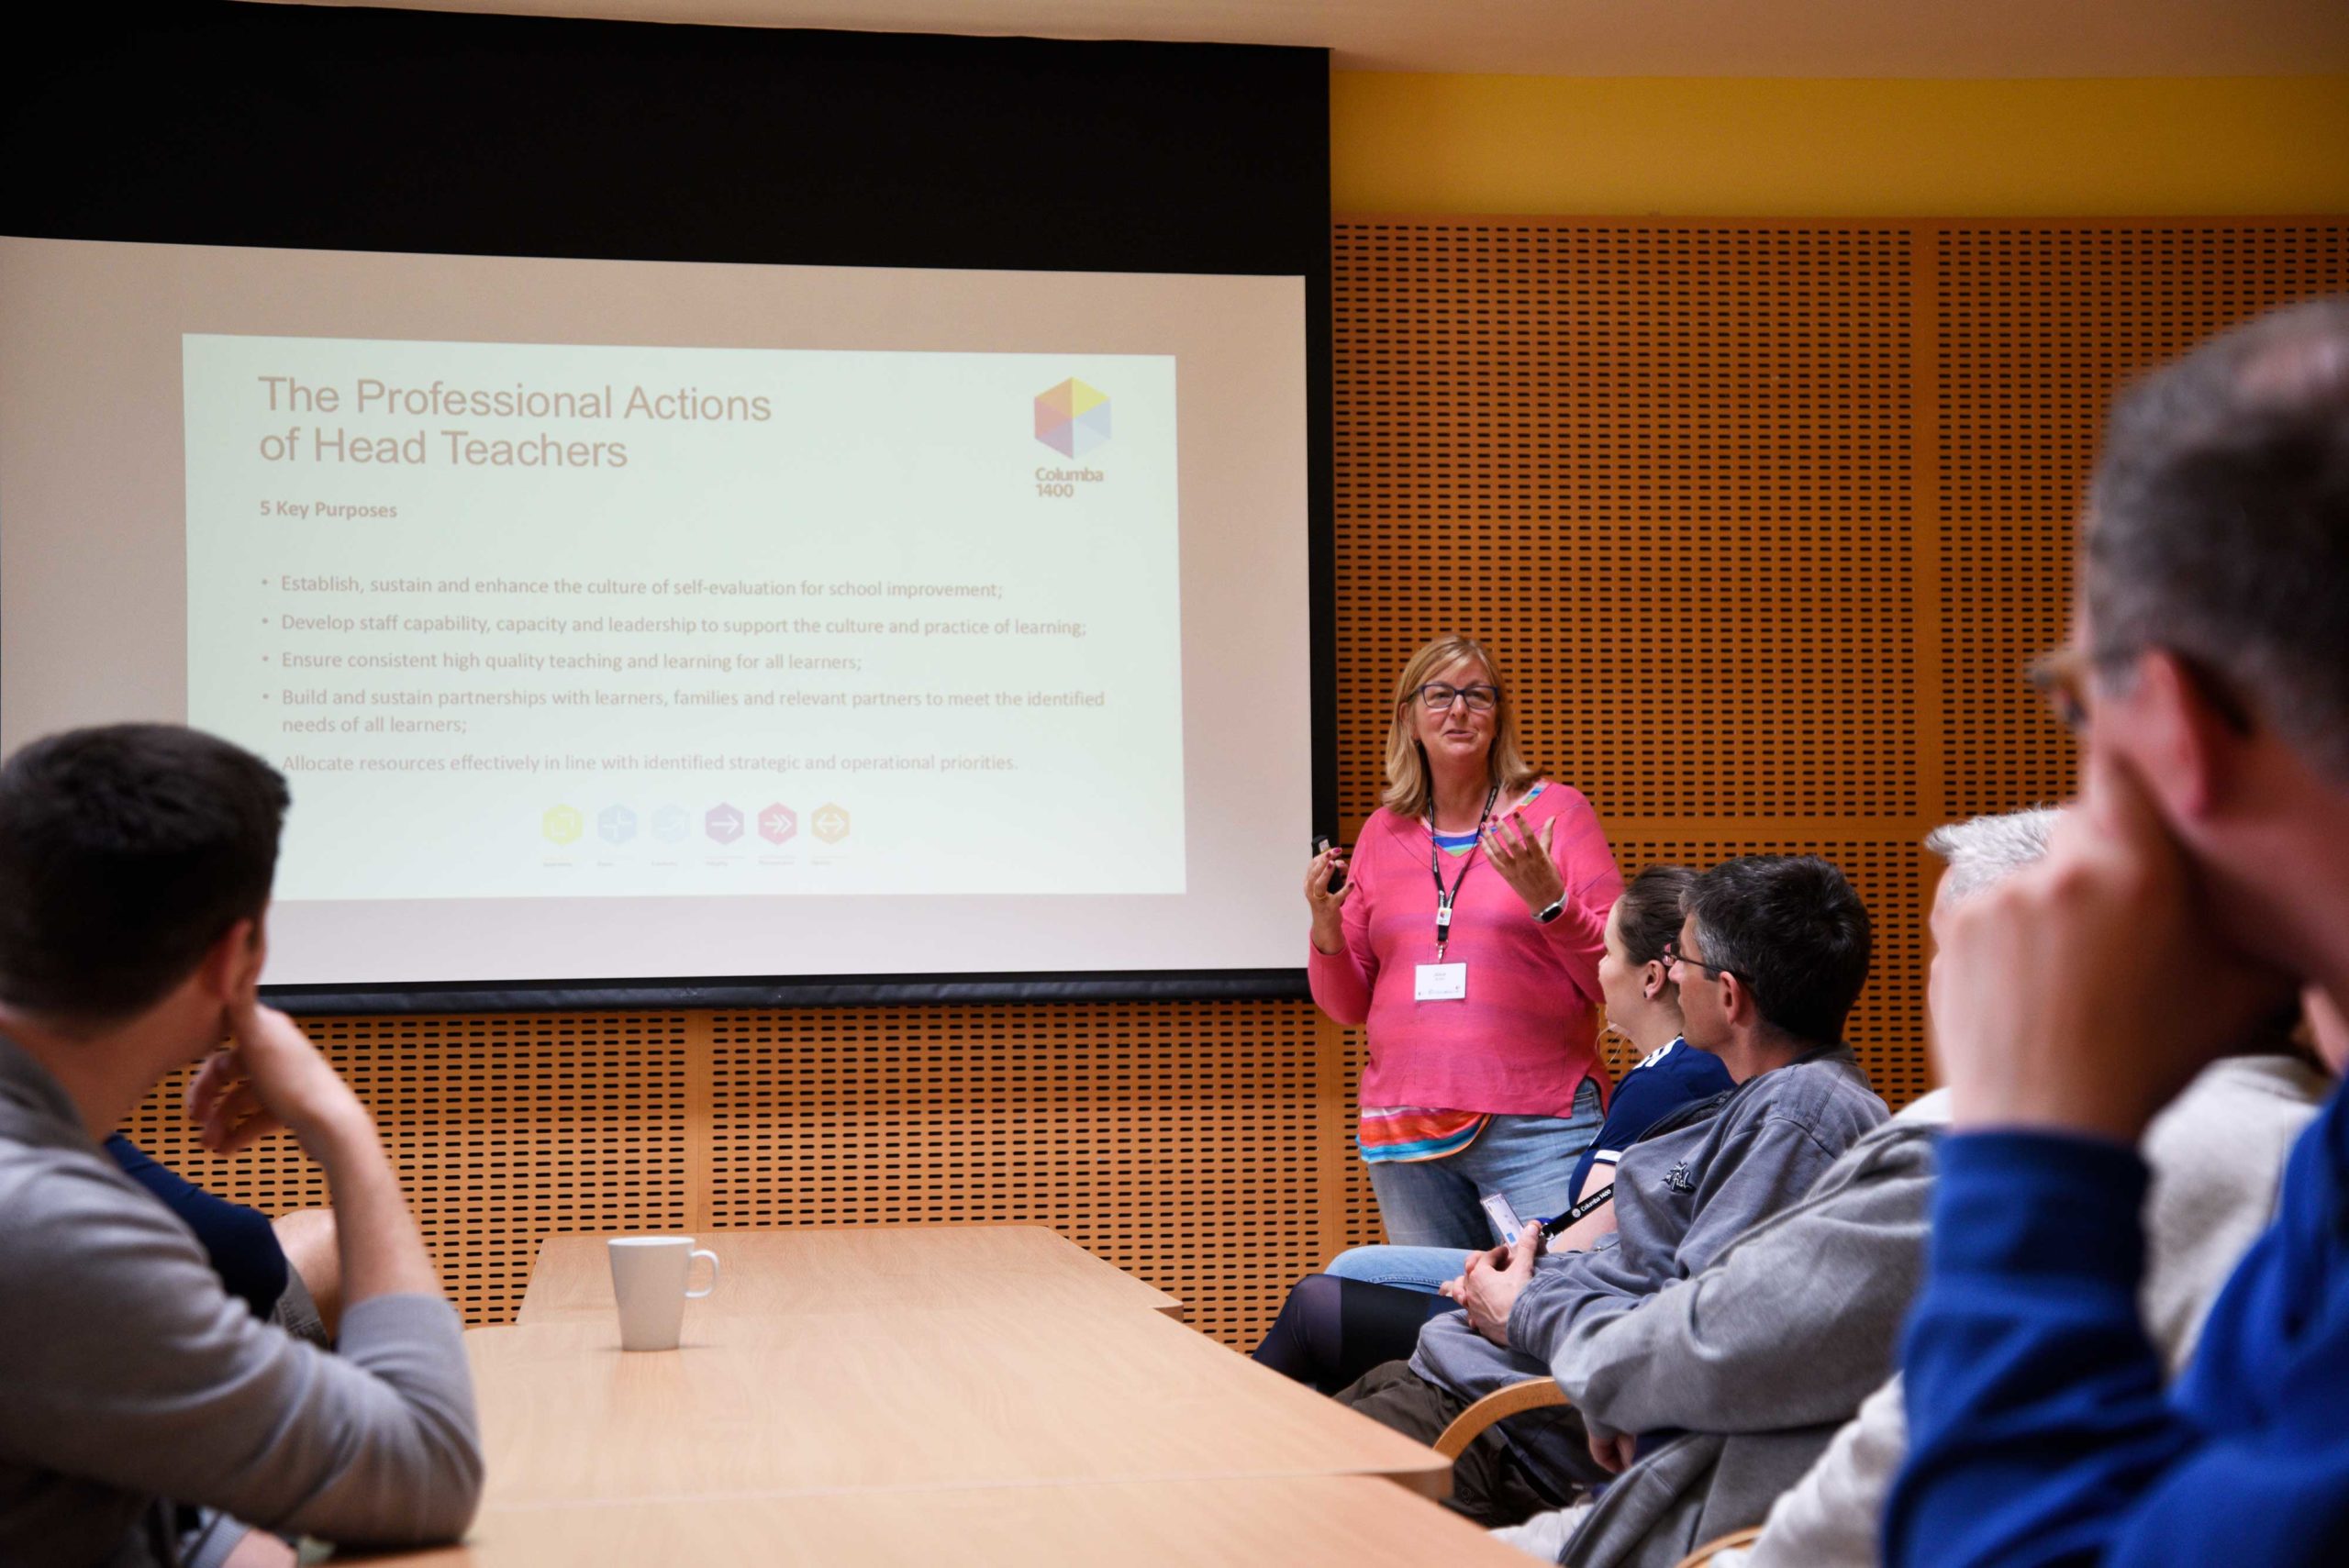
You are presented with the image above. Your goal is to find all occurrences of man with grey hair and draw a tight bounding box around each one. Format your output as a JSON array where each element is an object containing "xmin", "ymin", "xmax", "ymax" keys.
[
  {"xmin": 1488, "ymin": 808, "xmax": 2045, "ymax": 1566},
  {"xmin": 1891, "ymin": 296, "xmax": 2349, "ymax": 1566}
]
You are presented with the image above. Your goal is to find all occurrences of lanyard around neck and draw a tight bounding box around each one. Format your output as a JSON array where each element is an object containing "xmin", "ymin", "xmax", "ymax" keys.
[{"xmin": 1427, "ymin": 784, "xmax": 1499, "ymax": 962}]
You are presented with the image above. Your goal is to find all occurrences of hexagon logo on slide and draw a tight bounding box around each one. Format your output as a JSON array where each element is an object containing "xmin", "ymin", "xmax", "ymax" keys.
[
  {"xmin": 598, "ymin": 805, "xmax": 638, "ymax": 845},
  {"xmin": 651, "ymin": 805, "xmax": 691, "ymax": 843},
  {"xmin": 812, "ymin": 803, "xmax": 851, "ymax": 845},
  {"xmin": 541, "ymin": 806, "xmax": 584, "ymax": 846},
  {"xmin": 758, "ymin": 804, "xmax": 798, "ymax": 845},
  {"xmin": 1034, "ymin": 378, "xmax": 1110, "ymax": 459},
  {"xmin": 705, "ymin": 803, "xmax": 745, "ymax": 845}
]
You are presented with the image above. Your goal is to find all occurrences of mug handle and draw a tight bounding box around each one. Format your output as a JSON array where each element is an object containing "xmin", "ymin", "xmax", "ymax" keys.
[{"xmin": 685, "ymin": 1247, "xmax": 720, "ymax": 1300}]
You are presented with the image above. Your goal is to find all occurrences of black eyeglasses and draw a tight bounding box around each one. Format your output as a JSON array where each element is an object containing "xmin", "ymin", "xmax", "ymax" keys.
[
  {"xmin": 1414, "ymin": 683, "xmax": 1498, "ymax": 713},
  {"xmin": 1660, "ymin": 940, "xmax": 1732, "ymax": 980}
]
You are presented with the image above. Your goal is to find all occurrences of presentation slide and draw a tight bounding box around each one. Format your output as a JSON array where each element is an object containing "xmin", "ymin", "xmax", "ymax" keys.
[
  {"xmin": 0, "ymin": 238, "xmax": 1310, "ymax": 988},
  {"xmin": 184, "ymin": 334, "xmax": 1185, "ymax": 901}
]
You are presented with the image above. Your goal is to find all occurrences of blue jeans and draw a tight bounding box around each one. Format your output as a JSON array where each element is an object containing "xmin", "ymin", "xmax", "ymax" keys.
[
  {"xmin": 1325, "ymin": 1243, "xmax": 1482, "ymax": 1296},
  {"xmin": 1362, "ymin": 1078, "xmax": 1604, "ymax": 1251}
]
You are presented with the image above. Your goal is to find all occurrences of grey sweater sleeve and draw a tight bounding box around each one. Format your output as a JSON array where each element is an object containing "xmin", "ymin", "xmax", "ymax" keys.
[
  {"xmin": 1507, "ymin": 1109, "xmax": 1861, "ymax": 1373},
  {"xmin": 1549, "ymin": 1134, "xmax": 1936, "ymax": 1437},
  {"xmin": 0, "ymin": 1157, "xmax": 482, "ymax": 1546}
]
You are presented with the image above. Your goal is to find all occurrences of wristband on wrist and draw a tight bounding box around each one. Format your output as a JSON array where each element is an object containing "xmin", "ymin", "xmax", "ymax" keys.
[{"xmin": 1532, "ymin": 895, "xmax": 1566, "ymax": 925}]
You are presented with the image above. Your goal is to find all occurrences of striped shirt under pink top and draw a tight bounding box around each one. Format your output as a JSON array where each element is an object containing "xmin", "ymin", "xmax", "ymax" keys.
[{"xmin": 1308, "ymin": 780, "xmax": 1624, "ymax": 1127}]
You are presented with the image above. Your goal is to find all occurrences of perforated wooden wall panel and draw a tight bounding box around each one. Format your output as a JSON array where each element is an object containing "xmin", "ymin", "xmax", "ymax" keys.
[
  {"xmin": 702, "ymin": 1001, "xmax": 1336, "ymax": 1348},
  {"xmin": 1330, "ymin": 216, "xmax": 2347, "ymax": 1147},
  {"xmin": 1934, "ymin": 224, "xmax": 2349, "ymax": 816},
  {"xmin": 124, "ymin": 217, "xmax": 2347, "ymax": 1349},
  {"xmin": 1330, "ymin": 222, "xmax": 1920, "ymax": 828}
]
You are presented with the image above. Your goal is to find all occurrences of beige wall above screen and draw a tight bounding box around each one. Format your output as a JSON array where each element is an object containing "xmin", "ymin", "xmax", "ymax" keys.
[{"xmin": 262, "ymin": 0, "xmax": 2349, "ymax": 77}]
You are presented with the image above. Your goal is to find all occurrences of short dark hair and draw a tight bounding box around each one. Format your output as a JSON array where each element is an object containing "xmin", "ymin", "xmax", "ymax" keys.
[
  {"xmin": 1684, "ymin": 855, "xmax": 1872, "ymax": 1048},
  {"xmin": 0, "ymin": 725, "xmax": 289, "ymax": 1023},
  {"xmin": 1615, "ymin": 864, "xmax": 1697, "ymax": 967},
  {"xmin": 2087, "ymin": 296, "xmax": 2349, "ymax": 780}
]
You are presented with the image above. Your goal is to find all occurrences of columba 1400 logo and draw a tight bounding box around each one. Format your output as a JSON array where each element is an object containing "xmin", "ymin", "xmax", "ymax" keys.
[{"xmin": 1033, "ymin": 378, "xmax": 1110, "ymax": 497}]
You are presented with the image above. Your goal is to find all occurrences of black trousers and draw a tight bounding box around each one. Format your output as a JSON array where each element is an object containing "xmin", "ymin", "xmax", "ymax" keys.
[
  {"xmin": 1252, "ymin": 1273, "xmax": 1453, "ymax": 1394},
  {"xmin": 1332, "ymin": 1360, "xmax": 1576, "ymax": 1529}
]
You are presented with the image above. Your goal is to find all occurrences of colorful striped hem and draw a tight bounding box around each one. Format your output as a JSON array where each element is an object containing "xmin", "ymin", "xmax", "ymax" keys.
[{"xmin": 1359, "ymin": 1106, "xmax": 1490, "ymax": 1164}]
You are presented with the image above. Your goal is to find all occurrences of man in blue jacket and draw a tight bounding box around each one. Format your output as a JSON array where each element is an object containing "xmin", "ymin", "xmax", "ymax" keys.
[{"xmin": 1887, "ymin": 297, "xmax": 2349, "ymax": 1564}]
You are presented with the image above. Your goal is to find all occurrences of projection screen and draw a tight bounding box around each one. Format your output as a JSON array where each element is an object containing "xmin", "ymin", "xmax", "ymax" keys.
[{"xmin": 0, "ymin": 236, "xmax": 1312, "ymax": 996}]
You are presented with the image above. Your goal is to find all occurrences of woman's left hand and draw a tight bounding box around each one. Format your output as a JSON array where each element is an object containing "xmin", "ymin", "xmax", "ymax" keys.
[{"xmin": 1480, "ymin": 810, "xmax": 1566, "ymax": 915}]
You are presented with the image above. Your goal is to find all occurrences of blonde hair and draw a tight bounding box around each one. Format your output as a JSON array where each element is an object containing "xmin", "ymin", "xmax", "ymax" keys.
[{"xmin": 1380, "ymin": 634, "xmax": 1542, "ymax": 819}]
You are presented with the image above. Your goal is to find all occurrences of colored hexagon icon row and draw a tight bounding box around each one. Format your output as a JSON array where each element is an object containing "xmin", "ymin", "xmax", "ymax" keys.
[{"xmin": 543, "ymin": 802, "xmax": 851, "ymax": 847}]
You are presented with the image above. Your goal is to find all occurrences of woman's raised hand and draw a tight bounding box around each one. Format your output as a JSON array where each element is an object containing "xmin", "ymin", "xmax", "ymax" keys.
[
  {"xmin": 1306, "ymin": 845, "xmax": 1352, "ymax": 953},
  {"xmin": 1480, "ymin": 810, "xmax": 1566, "ymax": 915}
]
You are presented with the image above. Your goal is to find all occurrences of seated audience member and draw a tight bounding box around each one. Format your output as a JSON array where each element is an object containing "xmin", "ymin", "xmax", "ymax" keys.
[
  {"xmin": 1254, "ymin": 867, "xmax": 1732, "ymax": 1391},
  {"xmin": 1887, "ymin": 298, "xmax": 2349, "ymax": 1567},
  {"xmin": 1335, "ymin": 854, "xmax": 1888, "ymax": 1527},
  {"xmin": 1488, "ymin": 810, "xmax": 2051, "ymax": 1564},
  {"xmin": 0, "ymin": 725, "xmax": 482, "ymax": 1565},
  {"xmin": 1515, "ymin": 809, "xmax": 2331, "ymax": 1567},
  {"xmin": 106, "ymin": 1135, "xmax": 342, "ymax": 1340},
  {"xmin": 1714, "ymin": 988, "xmax": 2336, "ymax": 1568}
]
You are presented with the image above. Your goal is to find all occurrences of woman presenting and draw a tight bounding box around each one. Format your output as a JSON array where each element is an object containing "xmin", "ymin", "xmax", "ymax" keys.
[{"xmin": 1307, "ymin": 633, "xmax": 1624, "ymax": 1250}]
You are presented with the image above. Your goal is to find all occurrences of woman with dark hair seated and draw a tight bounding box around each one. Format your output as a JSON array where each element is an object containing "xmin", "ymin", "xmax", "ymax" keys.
[
  {"xmin": 106, "ymin": 1137, "xmax": 341, "ymax": 1342},
  {"xmin": 1253, "ymin": 865, "xmax": 1732, "ymax": 1392}
]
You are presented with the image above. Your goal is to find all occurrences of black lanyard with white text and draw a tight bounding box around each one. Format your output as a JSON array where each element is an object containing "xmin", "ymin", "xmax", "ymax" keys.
[{"xmin": 1428, "ymin": 784, "xmax": 1499, "ymax": 962}]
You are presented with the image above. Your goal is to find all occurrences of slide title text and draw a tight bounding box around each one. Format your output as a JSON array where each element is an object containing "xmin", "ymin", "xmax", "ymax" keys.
[{"xmin": 251, "ymin": 374, "xmax": 774, "ymax": 470}]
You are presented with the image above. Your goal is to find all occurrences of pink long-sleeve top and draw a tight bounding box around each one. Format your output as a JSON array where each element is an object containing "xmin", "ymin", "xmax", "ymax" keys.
[{"xmin": 1308, "ymin": 781, "xmax": 1623, "ymax": 1119}]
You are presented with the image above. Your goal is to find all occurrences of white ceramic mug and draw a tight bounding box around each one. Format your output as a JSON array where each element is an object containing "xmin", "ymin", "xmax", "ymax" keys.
[{"xmin": 607, "ymin": 1235, "xmax": 719, "ymax": 1351}]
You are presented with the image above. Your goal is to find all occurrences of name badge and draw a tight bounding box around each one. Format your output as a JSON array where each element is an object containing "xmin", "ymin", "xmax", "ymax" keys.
[
  {"xmin": 1414, "ymin": 962, "xmax": 1467, "ymax": 1002},
  {"xmin": 1480, "ymin": 1191, "xmax": 1527, "ymax": 1244}
]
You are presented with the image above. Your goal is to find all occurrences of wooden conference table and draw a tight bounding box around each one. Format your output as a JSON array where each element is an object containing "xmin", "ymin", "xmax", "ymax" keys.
[
  {"xmin": 395, "ymin": 1476, "xmax": 1531, "ymax": 1567},
  {"xmin": 516, "ymin": 1223, "xmax": 1185, "ymax": 1324},
  {"xmin": 470, "ymin": 1303, "xmax": 1449, "ymax": 1506},
  {"xmin": 392, "ymin": 1224, "xmax": 1492, "ymax": 1563}
]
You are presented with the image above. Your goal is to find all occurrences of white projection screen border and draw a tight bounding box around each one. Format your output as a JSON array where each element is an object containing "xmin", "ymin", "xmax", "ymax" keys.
[{"xmin": 0, "ymin": 237, "xmax": 1315, "ymax": 1006}]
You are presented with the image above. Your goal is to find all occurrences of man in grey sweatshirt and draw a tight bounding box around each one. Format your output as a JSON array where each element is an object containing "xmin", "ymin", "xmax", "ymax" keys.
[
  {"xmin": 1335, "ymin": 855, "xmax": 1889, "ymax": 1526},
  {"xmin": 0, "ymin": 725, "xmax": 483, "ymax": 1566},
  {"xmin": 1488, "ymin": 810, "xmax": 2057, "ymax": 1565},
  {"xmin": 1522, "ymin": 1091, "xmax": 1949, "ymax": 1565}
]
